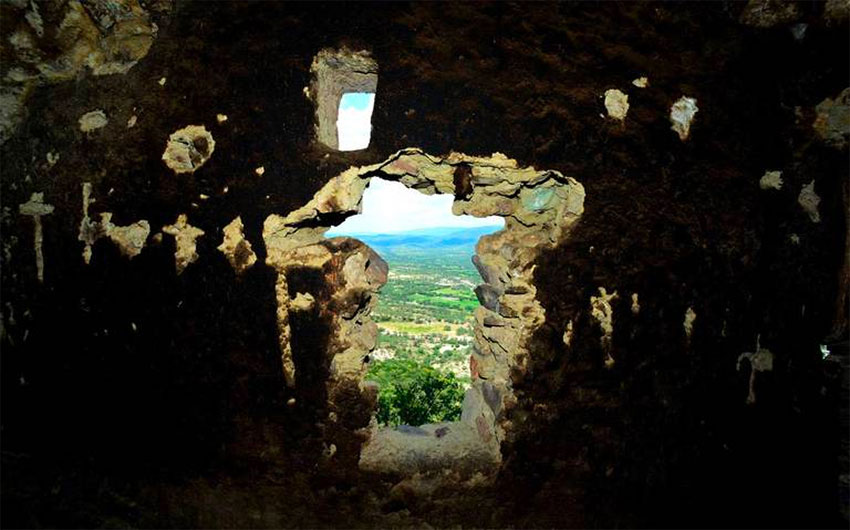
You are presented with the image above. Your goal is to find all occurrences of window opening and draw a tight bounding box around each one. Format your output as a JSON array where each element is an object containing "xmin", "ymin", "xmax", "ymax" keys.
[
  {"xmin": 327, "ymin": 178, "xmax": 503, "ymax": 426},
  {"xmin": 310, "ymin": 48, "xmax": 378, "ymax": 150},
  {"xmin": 337, "ymin": 92, "xmax": 375, "ymax": 151}
]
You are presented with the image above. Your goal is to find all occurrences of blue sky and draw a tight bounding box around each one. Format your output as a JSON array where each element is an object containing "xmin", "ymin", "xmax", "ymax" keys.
[
  {"xmin": 339, "ymin": 92, "xmax": 373, "ymax": 110},
  {"xmin": 337, "ymin": 93, "xmax": 375, "ymax": 151},
  {"xmin": 327, "ymin": 178, "xmax": 504, "ymax": 235}
]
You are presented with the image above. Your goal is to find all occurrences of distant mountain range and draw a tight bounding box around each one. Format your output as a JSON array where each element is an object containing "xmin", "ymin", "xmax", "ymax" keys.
[{"xmin": 329, "ymin": 225, "xmax": 503, "ymax": 252}]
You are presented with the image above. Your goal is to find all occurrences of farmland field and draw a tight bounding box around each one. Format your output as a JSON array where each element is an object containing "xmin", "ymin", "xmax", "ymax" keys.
[{"xmin": 332, "ymin": 226, "xmax": 501, "ymax": 425}]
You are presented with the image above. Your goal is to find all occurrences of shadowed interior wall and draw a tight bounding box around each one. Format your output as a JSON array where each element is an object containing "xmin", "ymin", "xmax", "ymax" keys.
[{"xmin": 1, "ymin": 1, "xmax": 847, "ymax": 528}]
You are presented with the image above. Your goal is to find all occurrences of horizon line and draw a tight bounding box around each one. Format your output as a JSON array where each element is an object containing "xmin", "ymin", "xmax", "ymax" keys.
[{"xmin": 326, "ymin": 223, "xmax": 504, "ymax": 236}]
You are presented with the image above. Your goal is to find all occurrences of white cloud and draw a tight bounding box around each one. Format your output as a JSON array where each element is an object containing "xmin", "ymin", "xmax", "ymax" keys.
[
  {"xmin": 337, "ymin": 93, "xmax": 375, "ymax": 151},
  {"xmin": 327, "ymin": 178, "xmax": 504, "ymax": 235}
]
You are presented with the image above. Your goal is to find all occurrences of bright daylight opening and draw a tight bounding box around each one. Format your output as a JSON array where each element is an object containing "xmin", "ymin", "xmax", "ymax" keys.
[
  {"xmin": 336, "ymin": 92, "xmax": 375, "ymax": 151},
  {"xmin": 327, "ymin": 179, "xmax": 504, "ymax": 426}
]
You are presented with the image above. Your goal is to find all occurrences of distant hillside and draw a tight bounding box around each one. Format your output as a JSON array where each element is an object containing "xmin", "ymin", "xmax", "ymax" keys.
[{"xmin": 330, "ymin": 225, "xmax": 503, "ymax": 253}]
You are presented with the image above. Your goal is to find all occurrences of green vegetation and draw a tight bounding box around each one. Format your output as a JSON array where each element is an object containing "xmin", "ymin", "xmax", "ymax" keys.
[
  {"xmin": 338, "ymin": 227, "xmax": 501, "ymax": 426},
  {"xmin": 364, "ymin": 245, "xmax": 480, "ymax": 425},
  {"xmin": 367, "ymin": 359, "xmax": 464, "ymax": 426}
]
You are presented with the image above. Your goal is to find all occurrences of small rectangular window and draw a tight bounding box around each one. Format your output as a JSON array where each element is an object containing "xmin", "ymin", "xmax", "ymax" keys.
[
  {"xmin": 310, "ymin": 49, "xmax": 378, "ymax": 151},
  {"xmin": 337, "ymin": 92, "xmax": 375, "ymax": 151}
]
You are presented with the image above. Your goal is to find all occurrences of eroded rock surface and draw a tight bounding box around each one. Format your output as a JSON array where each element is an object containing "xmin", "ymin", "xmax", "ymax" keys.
[
  {"xmin": 217, "ymin": 216, "xmax": 256, "ymax": 274},
  {"xmin": 162, "ymin": 214, "xmax": 205, "ymax": 274},
  {"xmin": 798, "ymin": 179, "xmax": 821, "ymax": 223},
  {"xmin": 18, "ymin": 192, "xmax": 53, "ymax": 282},
  {"xmin": 683, "ymin": 306, "xmax": 697, "ymax": 344},
  {"xmin": 590, "ymin": 287, "xmax": 618, "ymax": 367},
  {"xmin": 670, "ymin": 96, "xmax": 699, "ymax": 141},
  {"xmin": 99, "ymin": 214, "xmax": 149, "ymax": 259},
  {"xmin": 813, "ymin": 87, "xmax": 850, "ymax": 149},
  {"xmin": 604, "ymin": 88, "xmax": 629, "ymax": 120},
  {"xmin": 162, "ymin": 125, "xmax": 215, "ymax": 174},
  {"xmin": 760, "ymin": 170, "xmax": 783, "ymax": 190},
  {"xmin": 78, "ymin": 183, "xmax": 149, "ymax": 262},
  {"xmin": 1, "ymin": 0, "xmax": 166, "ymax": 143},
  {"xmin": 737, "ymin": 342, "xmax": 775, "ymax": 405},
  {"xmin": 78, "ymin": 110, "xmax": 108, "ymax": 132}
]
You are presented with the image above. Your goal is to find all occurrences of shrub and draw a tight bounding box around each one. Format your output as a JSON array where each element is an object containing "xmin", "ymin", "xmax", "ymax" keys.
[{"xmin": 366, "ymin": 359, "xmax": 464, "ymax": 426}]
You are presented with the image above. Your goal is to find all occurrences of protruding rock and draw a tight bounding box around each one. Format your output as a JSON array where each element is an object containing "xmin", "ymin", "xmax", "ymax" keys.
[
  {"xmin": 813, "ymin": 87, "xmax": 850, "ymax": 149},
  {"xmin": 79, "ymin": 110, "xmax": 108, "ymax": 132},
  {"xmin": 798, "ymin": 180, "xmax": 821, "ymax": 223},
  {"xmin": 162, "ymin": 125, "xmax": 215, "ymax": 174},
  {"xmin": 604, "ymin": 88, "xmax": 629, "ymax": 120},
  {"xmin": 563, "ymin": 319, "xmax": 574, "ymax": 347},
  {"xmin": 19, "ymin": 192, "xmax": 54, "ymax": 283},
  {"xmin": 475, "ymin": 284, "xmax": 500, "ymax": 312},
  {"xmin": 100, "ymin": 213, "xmax": 150, "ymax": 259},
  {"xmin": 683, "ymin": 306, "xmax": 697, "ymax": 344},
  {"xmin": 590, "ymin": 287, "xmax": 618, "ymax": 353},
  {"xmin": 759, "ymin": 170, "xmax": 783, "ymax": 190},
  {"xmin": 341, "ymin": 246, "xmax": 388, "ymax": 291},
  {"xmin": 737, "ymin": 342, "xmax": 774, "ymax": 404},
  {"xmin": 217, "ymin": 216, "xmax": 257, "ymax": 274},
  {"xmin": 79, "ymin": 183, "xmax": 150, "ymax": 262},
  {"xmin": 291, "ymin": 292, "xmax": 316, "ymax": 312},
  {"xmin": 79, "ymin": 182, "xmax": 99, "ymax": 263},
  {"xmin": 632, "ymin": 77, "xmax": 648, "ymax": 88},
  {"xmin": 162, "ymin": 214, "xmax": 205, "ymax": 274},
  {"xmin": 481, "ymin": 381, "xmax": 503, "ymax": 415},
  {"xmin": 670, "ymin": 96, "xmax": 698, "ymax": 141}
]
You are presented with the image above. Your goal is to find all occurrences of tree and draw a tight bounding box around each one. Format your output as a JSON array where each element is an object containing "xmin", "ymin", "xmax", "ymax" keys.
[{"xmin": 366, "ymin": 359, "xmax": 464, "ymax": 426}]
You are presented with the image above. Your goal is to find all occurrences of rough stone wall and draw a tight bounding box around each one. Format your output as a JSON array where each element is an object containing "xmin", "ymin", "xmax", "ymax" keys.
[
  {"xmin": 260, "ymin": 148, "xmax": 585, "ymax": 479},
  {"xmin": 1, "ymin": 2, "xmax": 847, "ymax": 528}
]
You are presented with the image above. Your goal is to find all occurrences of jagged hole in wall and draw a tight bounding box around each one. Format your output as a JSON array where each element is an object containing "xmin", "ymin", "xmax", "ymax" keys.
[
  {"xmin": 262, "ymin": 148, "xmax": 585, "ymax": 477},
  {"xmin": 337, "ymin": 92, "xmax": 375, "ymax": 151},
  {"xmin": 327, "ymin": 178, "xmax": 504, "ymax": 427}
]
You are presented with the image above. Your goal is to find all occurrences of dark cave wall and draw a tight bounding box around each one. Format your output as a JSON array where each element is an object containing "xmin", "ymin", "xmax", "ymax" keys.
[{"xmin": 1, "ymin": 1, "xmax": 847, "ymax": 528}]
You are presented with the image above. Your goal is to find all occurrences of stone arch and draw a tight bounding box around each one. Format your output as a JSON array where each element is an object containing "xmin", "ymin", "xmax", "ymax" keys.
[{"xmin": 262, "ymin": 148, "xmax": 585, "ymax": 476}]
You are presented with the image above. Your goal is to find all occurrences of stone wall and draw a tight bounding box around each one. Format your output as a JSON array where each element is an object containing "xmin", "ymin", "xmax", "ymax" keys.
[{"xmin": 1, "ymin": 1, "xmax": 847, "ymax": 528}]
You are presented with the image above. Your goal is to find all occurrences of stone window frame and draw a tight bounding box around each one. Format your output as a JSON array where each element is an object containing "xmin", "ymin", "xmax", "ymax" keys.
[
  {"xmin": 309, "ymin": 48, "xmax": 379, "ymax": 151},
  {"xmin": 262, "ymin": 148, "xmax": 585, "ymax": 478}
]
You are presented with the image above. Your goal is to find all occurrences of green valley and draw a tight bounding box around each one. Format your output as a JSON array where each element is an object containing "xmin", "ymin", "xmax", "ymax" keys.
[{"xmin": 338, "ymin": 225, "xmax": 501, "ymax": 426}]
